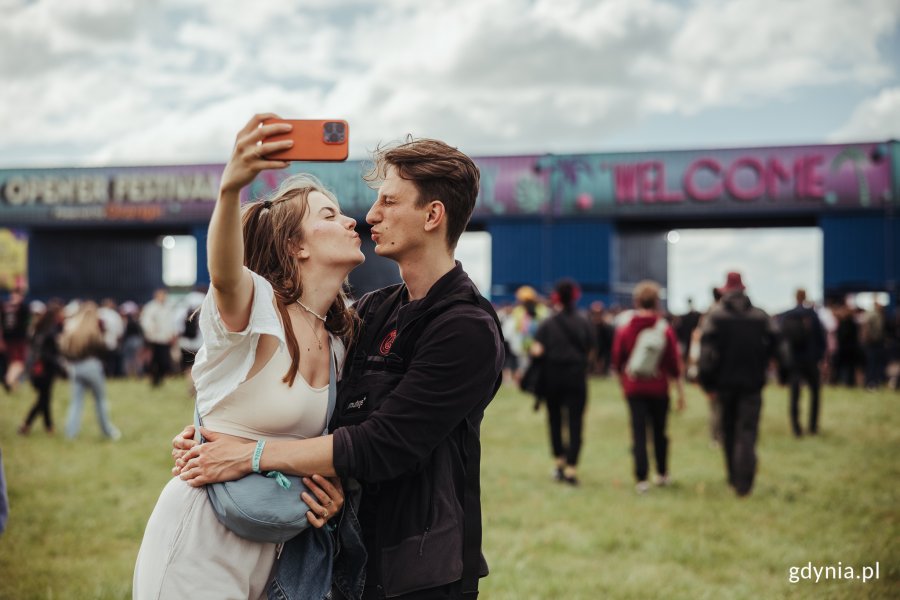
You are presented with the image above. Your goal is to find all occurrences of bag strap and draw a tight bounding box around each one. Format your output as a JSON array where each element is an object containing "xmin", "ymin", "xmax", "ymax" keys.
[
  {"xmin": 323, "ymin": 338, "xmax": 337, "ymax": 435},
  {"xmin": 654, "ymin": 316, "xmax": 668, "ymax": 333}
]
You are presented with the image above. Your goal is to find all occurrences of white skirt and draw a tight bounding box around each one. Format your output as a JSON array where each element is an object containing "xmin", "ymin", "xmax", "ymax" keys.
[{"xmin": 133, "ymin": 476, "xmax": 277, "ymax": 600}]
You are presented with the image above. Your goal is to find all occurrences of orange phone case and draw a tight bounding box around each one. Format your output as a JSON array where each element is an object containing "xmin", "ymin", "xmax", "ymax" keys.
[{"xmin": 262, "ymin": 118, "xmax": 349, "ymax": 162}]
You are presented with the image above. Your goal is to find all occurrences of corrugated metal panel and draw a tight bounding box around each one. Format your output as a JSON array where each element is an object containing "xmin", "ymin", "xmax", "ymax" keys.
[
  {"xmin": 489, "ymin": 220, "xmax": 546, "ymax": 290},
  {"xmin": 821, "ymin": 215, "xmax": 889, "ymax": 292},
  {"xmin": 611, "ymin": 229, "xmax": 668, "ymax": 307},
  {"xmin": 28, "ymin": 230, "xmax": 163, "ymax": 302},
  {"xmin": 549, "ymin": 221, "xmax": 612, "ymax": 285},
  {"xmin": 488, "ymin": 219, "xmax": 613, "ymax": 306}
]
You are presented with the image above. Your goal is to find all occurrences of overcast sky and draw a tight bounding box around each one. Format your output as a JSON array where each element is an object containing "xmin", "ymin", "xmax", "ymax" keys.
[{"xmin": 2, "ymin": 0, "xmax": 898, "ymax": 311}]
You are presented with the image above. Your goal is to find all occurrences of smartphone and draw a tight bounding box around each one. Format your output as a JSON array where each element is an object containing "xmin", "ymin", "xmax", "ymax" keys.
[{"xmin": 261, "ymin": 118, "xmax": 349, "ymax": 161}]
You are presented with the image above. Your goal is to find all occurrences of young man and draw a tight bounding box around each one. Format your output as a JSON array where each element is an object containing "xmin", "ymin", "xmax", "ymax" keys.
[
  {"xmin": 698, "ymin": 272, "xmax": 783, "ymax": 497},
  {"xmin": 175, "ymin": 138, "xmax": 505, "ymax": 599},
  {"xmin": 778, "ymin": 288, "xmax": 826, "ymax": 436}
]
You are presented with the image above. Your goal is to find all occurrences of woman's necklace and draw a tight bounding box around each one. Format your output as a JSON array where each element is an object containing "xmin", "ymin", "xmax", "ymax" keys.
[{"xmin": 296, "ymin": 299, "xmax": 327, "ymax": 350}]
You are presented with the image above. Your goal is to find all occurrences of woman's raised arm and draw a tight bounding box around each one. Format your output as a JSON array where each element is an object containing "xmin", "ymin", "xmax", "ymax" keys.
[{"xmin": 208, "ymin": 114, "xmax": 292, "ymax": 330}]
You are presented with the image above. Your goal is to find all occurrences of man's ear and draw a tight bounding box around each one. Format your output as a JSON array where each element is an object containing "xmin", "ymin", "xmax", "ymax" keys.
[{"xmin": 423, "ymin": 200, "xmax": 445, "ymax": 232}]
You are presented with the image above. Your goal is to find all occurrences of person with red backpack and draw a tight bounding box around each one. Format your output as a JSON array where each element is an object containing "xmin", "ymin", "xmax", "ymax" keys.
[{"xmin": 612, "ymin": 280, "xmax": 685, "ymax": 494}]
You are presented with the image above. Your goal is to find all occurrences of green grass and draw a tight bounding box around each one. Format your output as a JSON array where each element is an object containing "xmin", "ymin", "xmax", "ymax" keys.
[{"xmin": 0, "ymin": 376, "xmax": 897, "ymax": 599}]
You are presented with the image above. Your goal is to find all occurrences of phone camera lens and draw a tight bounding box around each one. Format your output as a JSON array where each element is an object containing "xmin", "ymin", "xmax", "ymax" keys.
[
  {"xmin": 324, "ymin": 123, "xmax": 335, "ymax": 133},
  {"xmin": 335, "ymin": 122, "xmax": 345, "ymax": 133}
]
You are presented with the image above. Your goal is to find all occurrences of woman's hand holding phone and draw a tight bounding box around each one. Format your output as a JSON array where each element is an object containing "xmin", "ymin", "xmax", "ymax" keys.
[{"xmin": 219, "ymin": 113, "xmax": 294, "ymax": 195}]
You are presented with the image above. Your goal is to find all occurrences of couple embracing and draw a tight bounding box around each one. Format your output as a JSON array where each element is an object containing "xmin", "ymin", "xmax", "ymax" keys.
[{"xmin": 133, "ymin": 114, "xmax": 505, "ymax": 600}]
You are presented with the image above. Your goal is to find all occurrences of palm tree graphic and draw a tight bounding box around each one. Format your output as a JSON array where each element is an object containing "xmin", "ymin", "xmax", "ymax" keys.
[{"xmin": 829, "ymin": 148, "xmax": 871, "ymax": 207}]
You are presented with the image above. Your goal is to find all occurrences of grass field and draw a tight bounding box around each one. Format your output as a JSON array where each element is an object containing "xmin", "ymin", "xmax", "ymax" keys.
[{"xmin": 0, "ymin": 375, "xmax": 897, "ymax": 599}]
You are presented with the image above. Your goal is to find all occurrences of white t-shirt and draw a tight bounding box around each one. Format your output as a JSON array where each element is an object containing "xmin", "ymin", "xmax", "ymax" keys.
[{"xmin": 191, "ymin": 268, "xmax": 344, "ymax": 419}]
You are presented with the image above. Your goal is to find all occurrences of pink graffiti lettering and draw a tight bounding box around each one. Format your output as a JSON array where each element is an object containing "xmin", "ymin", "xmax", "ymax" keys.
[{"xmin": 684, "ymin": 159, "xmax": 722, "ymax": 201}]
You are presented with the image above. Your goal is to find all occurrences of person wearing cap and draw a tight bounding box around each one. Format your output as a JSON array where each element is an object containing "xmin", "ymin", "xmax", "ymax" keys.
[
  {"xmin": 502, "ymin": 285, "xmax": 549, "ymax": 386},
  {"xmin": 698, "ymin": 271, "xmax": 785, "ymax": 497}
]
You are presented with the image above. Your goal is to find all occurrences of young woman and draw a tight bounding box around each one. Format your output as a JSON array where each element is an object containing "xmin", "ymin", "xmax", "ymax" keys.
[
  {"xmin": 530, "ymin": 279, "xmax": 596, "ymax": 486},
  {"xmin": 18, "ymin": 302, "xmax": 64, "ymax": 435},
  {"xmin": 60, "ymin": 301, "xmax": 121, "ymax": 440},
  {"xmin": 133, "ymin": 114, "xmax": 365, "ymax": 599},
  {"xmin": 612, "ymin": 280, "xmax": 685, "ymax": 494}
]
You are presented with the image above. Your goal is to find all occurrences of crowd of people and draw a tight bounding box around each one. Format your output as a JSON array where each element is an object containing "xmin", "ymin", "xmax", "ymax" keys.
[
  {"xmin": 5, "ymin": 286, "xmax": 205, "ymax": 439},
  {"xmin": 500, "ymin": 274, "xmax": 900, "ymax": 497}
]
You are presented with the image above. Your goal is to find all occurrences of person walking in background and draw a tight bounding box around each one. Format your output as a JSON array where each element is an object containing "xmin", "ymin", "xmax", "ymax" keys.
[
  {"xmin": 688, "ymin": 287, "xmax": 723, "ymax": 447},
  {"xmin": 503, "ymin": 285, "xmax": 549, "ymax": 386},
  {"xmin": 778, "ymin": 289, "xmax": 826, "ymax": 437},
  {"xmin": 531, "ymin": 279, "xmax": 596, "ymax": 486},
  {"xmin": 17, "ymin": 302, "xmax": 65, "ymax": 436},
  {"xmin": 588, "ymin": 301, "xmax": 615, "ymax": 376},
  {"xmin": 2, "ymin": 286, "xmax": 31, "ymax": 392},
  {"xmin": 119, "ymin": 302, "xmax": 144, "ymax": 378},
  {"xmin": 676, "ymin": 297, "xmax": 701, "ymax": 367},
  {"xmin": 140, "ymin": 288, "xmax": 177, "ymax": 387},
  {"xmin": 59, "ymin": 301, "xmax": 121, "ymax": 441},
  {"xmin": 176, "ymin": 289, "xmax": 205, "ymax": 375},
  {"xmin": 832, "ymin": 302, "xmax": 861, "ymax": 386},
  {"xmin": 699, "ymin": 272, "xmax": 783, "ymax": 497},
  {"xmin": 612, "ymin": 280, "xmax": 685, "ymax": 494},
  {"xmin": 862, "ymin": 301, "xmax": 887, "ymax": 390},
  {"xmin": 817, "ymin": 299, "xmax": 839, "ymax": 384},
  {"xmin": 98, "ymin": 298, "xmax": 124, "ymax": 377}
]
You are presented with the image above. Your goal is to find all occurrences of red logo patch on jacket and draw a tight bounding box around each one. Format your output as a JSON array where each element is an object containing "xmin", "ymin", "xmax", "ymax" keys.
[{"xmin": 379, "ymin": 329, "xmax": 397, "ymax": 356}]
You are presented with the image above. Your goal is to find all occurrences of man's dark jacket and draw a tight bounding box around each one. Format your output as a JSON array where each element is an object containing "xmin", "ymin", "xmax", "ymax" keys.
[
  {"xmin": 698, "ymin": 291, "xmax": 782, "ymax": 391},
  {"xmin": 778, "ymin": 304, "xmax": 826, "ymax": 366},
  {"xmin": 332, "ymin": 264, "xmax": 504, "ymax": 598}
]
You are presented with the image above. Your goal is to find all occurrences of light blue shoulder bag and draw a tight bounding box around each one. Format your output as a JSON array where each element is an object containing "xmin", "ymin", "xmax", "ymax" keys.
[{"xmin": 194, "ymin": 343, "xmax": 337, "ymax": 544}]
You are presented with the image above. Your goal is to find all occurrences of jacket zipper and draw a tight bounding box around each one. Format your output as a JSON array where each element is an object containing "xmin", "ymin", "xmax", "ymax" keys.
[
  {"xmin": 417, "ymin": 526, "xmax": 431, "ymax": 556},
  {"xmin": 418, "ymin": 467, "xmax": 436, "ymax": 556}
]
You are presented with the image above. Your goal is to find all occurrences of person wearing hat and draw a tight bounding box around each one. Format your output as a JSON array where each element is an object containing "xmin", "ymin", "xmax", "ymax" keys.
[
  {"xmin": 502, "ymin": 285, "xmax": 549, "ymax": 386},
  {"xmin": 698, "ymin": 271, "xmax": 785, "ymax": 497}
]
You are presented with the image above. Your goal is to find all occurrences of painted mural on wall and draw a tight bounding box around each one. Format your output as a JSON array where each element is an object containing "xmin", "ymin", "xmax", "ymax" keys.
[
  {"xmin": 0, "ymin": 229, "xmax": 27, "ymax": 291},
  {"xmin": 0, "ymin": 141, "xmax": 893, "ymax": 225}
]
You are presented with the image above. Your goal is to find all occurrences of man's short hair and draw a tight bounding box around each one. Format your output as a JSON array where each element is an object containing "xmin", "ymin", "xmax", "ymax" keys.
[
  {"xmin": 633, "ymin": 280, "xmax": 660, "ymax": 310},
  {"xmin": 365, "ymin": 138, "xmax": 480, "ymax": 250}
]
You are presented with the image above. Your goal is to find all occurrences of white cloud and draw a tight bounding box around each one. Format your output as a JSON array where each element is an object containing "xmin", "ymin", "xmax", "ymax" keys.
[
  {"xmin": 667, "ymin": 228, "xmax": 823, "ymax": 315},
  {"xmin": 0, "ymin": 0, "xmax": 897, "ymax": 166},
  {"xmin": 828, "ymin": 86, "xmax": 900, "ymax": 142}
]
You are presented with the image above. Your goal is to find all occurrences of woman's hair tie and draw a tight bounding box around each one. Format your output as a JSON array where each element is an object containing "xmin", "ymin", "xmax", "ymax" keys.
[{"xmin": 262, "ymin": 200, "xmax": 273, "ymax": 210}]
